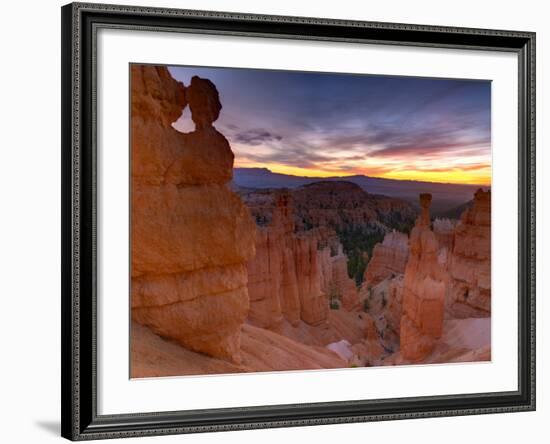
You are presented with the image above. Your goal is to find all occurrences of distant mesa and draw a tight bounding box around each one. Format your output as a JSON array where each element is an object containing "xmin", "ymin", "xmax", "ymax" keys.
[
  {"xmin": 240, "ymin": 179, "xmax": 417, "ymax": 234},
  {"xmin": 300, "ymin": 180, "xmax": 365, "ymax": 192},
  {"xmin": 238, "ymin": 167, "xmax": 272, "ymax": 174},
  {"xmin": 233, "ymin": 167, "xmax": 488, "ymax": 214}
]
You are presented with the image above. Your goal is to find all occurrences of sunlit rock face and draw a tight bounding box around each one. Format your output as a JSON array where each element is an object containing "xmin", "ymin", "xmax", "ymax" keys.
[
  {"xmin": 399, "ymin": 194, "xmax": 446, "ymax": 362},
  {"xmin": 294, "ymin": 233, "xmax": 329, "ymax": 325},
  {"xmin": 246, "ymin": 192, "xmax": 300, "ymax": 328},
  {"xmin": 446, "ymin": 189, "xmax": 491, "ymax": 318},
  {"xmin": 130, "ymin": 66, "xmax": 256, "ymax": 363},
  {"xmin": 363, "ymin": 230, "xmax": 409, "ymax": 287},
  {"xmin": 246, "ymin": 192, "xmax": 329, "ymax": 328}
]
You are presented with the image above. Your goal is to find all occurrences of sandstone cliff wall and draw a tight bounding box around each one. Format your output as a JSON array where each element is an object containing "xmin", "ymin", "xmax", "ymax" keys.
[
  {"xmin": 246, "ymin": 193, "xmax": 302, "ymax": 328},
  {"xmin": 446, "ymin": 189, "xmax": 491, "ymax": 318},
  {"xmin": 318, "ymin": 244, "xmax": 360, "ymax": 311},
  {"xmin": 246, "ymin": 193, "xmax": 330, "ymax": 328},
  {"xmin": 246, "ymin": 192, "xmax": 363, "ymax": 329},
  {"xmin": 389, "ymin": 190, "xmax": 490, "ymax": 362},
  {"xmin": 130, "ymin": 66, "xmax": 255, "ymax": 363},
  {"xmin": 363, "ymin": 230, "xmax": 409, "ymax": 287}
]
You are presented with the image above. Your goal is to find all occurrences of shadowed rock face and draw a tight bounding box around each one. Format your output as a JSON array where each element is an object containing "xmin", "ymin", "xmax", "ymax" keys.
[
  {"xmin": 433, "ymin": 218, "xmax": 456, "ymax": 251},
  {"xmin": 130, "ymin": 66, "xmax": 255, "ymax": 363},
  {"xmin": 318, "ymin": 243, "xmax": 360, "ymax": 311},
  {"xmin": 363, "ymin": 231, "xmax": 409, "ymax": 287},
  {"xmin": 291, "ymin": 181, "xmax": 378, "ymax": 229},
  {"xmin": 240, "ymin": 181, "xmax": 415, "ymax": 233},
  {"xmin": 446, "ymin": 189, "xmax": 491, "ymax": 318},
  {"xmin": 418, "ymin": 193, "xmax": 432, "ymax": 226},
  {"xmin": 187, "ymin": 76, "xmax": 222, "ymax": 130},
  {"xmin": 131, "ymin": 64, "xmax": 187, "ymax": 128}
]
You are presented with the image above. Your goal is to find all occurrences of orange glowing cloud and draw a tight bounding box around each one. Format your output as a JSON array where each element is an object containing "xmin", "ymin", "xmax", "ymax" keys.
[
  {"xmin": 169, "ymin": 64, "xmax": 492, "ymax": 187},
  {"xmin": 234, "ymin": 152, "xmax": 491, "ymax": 186}
]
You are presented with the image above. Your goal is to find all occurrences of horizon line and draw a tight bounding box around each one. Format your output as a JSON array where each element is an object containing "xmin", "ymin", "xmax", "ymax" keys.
[{"xmin": 234, "ymin": 165, "xmax": 492, "ymax": 188}]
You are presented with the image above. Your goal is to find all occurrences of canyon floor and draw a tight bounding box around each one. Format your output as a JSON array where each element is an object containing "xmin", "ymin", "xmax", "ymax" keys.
[{"xmin": 131, "ymin": 315, "xmax": 490, "ymax": 378}]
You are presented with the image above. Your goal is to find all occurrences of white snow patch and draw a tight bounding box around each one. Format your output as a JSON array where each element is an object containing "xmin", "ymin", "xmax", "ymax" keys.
[{"xmin": 326, "ymin": 339, "xmax": 354, "ymax": 361}]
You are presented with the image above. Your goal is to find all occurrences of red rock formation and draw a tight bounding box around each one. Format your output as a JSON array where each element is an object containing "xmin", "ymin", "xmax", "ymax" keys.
[
  {"xmin": 246, "ymin": 225, "xmax": 285, "ymax": 328},
  {"xmin": 246, "ymin": 192, "xmax": 328, "ymax": 328},
  {"xmin": 319, "ymin": 243, "xmax": 360, "ymax": 310},
  {"xmin": 446, "ymin": 189, "xmax": 491, "ymax": 318},
  {"xmin": 246, "ymin": 191, "xmax": 365, "ymax": 329},
  {"xmin": 131, "ymin": 320, "xmax": 346, "ymax": 378},
  {"xmin": 247, "ymin": 192, "xmax": 299, "ymax": 328},
  {"xmin": 295, "ymin": 234, "xmax": 328, "ymax": 325},
  {"xmin": 363, "ymin": 230, "xmax": 409, "ymax": 287},
  {"xmin": 357, "ymin": 273, "xmax": 402, "ymax": 356},
  {"xmin": 386, "ymin": 275, "xmax": 404, "ymax": 336},
  {"xmin": 331, "ymin": 251, "xmax": 361, "ymax": 310},
  {"xmin": 129, "ymin": 66, "xmax": 490, "ymax": 375},
  {"xmin": 385, "ymin": 317, "xmax": 491, "ymax": 366},
  {"xmin": 240, "ymin": 181, "xmax": 416, "ymax": 234},
  {"xmin": 280, "ymin": 243, "xmax": 302, "ymax": 325},
  {"xmin": 291, "ymin": 181, "xmax": 378, "ymax": 230},
  {"xmin": 130, "ymin": 66, "xmax": 256, "ymax": 363},
  {"xmin": 400, "ymin": 194, "xmax": 446, "ymax": 361},
  {"xmin": 361, "ymin": 314, "xmax": 387, "ymax": 365}
]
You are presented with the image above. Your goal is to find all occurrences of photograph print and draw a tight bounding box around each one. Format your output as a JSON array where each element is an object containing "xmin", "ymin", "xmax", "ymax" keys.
[{"xmin": 130, "ymin": 64, "xmax": 491, "ymax": 378}]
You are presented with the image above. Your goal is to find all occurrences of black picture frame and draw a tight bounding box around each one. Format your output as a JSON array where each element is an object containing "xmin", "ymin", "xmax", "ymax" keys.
[{"xmin": 61, "ymin": 2, "xmax": 536, "ymax": 440}]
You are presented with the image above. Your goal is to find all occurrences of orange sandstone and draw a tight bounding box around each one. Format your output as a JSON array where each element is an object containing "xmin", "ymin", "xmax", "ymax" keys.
[
  {"xmin": 130, "ymin": 66, "xmax": 255, "ymax": 363},
  {"xmin": 399, "ymin": 193, "xmax": 446, "ymax": 361},
  {"xmin": 446, "ymin": 189, "xmax": 491, "ymax": 318},
  {"xmin": 363, "ymin": 230, "xmax": 409, "ymax": 287}
]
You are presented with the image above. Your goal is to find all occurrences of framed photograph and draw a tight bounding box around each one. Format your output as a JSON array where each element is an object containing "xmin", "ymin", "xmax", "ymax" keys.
[{"xmin": 61, "ymin": 2, "xmax": 536, "ymax": 440}]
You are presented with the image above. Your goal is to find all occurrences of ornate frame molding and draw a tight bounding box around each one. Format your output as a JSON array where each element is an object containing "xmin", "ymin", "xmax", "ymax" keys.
[{"xmin": 61, "ymin": 2, "xmax": 535, "ymax": 440}]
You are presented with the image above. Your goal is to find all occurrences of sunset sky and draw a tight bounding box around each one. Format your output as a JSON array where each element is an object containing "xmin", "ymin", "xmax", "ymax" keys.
[{"xmin": 169, "ymin": 66, "xmax": 491, "ymax": 186}]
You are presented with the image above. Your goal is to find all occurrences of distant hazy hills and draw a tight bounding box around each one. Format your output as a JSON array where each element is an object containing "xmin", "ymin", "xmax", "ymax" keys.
[{"xmin": 233, "ymin": 167, "xmax": 488, "ymax": 215}]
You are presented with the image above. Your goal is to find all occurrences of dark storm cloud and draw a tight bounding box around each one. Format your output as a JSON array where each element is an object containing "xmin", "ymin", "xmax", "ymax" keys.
[
  {"xmin": 232, "ymin": 129, "xmax": 283, "ymax": 146},
  {"xmin": 236, "ymin": 144, "xmax": 336, "ymax": 168},
  {"xmin": 168, "ymin": 65, "xmax": 491, "ymax": 183}
]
